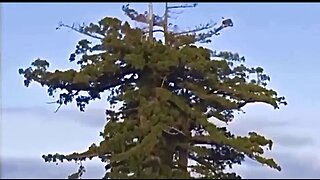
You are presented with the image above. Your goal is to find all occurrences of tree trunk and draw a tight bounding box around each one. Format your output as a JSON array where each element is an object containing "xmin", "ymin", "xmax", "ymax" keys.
[{"xmin": 178, "ymin": 118, "xmax": 190, "ymax": 171}]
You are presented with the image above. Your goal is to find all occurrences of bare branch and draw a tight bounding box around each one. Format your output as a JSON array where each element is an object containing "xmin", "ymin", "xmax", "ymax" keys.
[
  {"xmin": 46, "ymin": 100, "xmax": 62, "ymax": 113},
  {"xmin": 173, "ymin": 22, "xmax": 217, "ymax": 36},
  {"xmin": 163, "ymin": 126, "xmax": 185, "ymax": 136},
  {"xmin": 46, "ymin": 101, "xmax": 57, "ymax": 104},
  {"xmin": 54, "ymin": 103, "xmax": 62, "ymax": 113},
  {"xmin": 56, "ymin": 22, "xmax": 103, "ymax": 40},
  {"xmin": 168, "ymin": 3, "xmax": 198, "ymax": 9},
  {"xmin": 50, "ymin": 90, "xmax": 80, "ymax": 113},
  {"xmin": 160, "ymin": 75, "xmax": 167, "ymax": 88},
  {"xmin": 122, "ymin": 4, "xmax": 163, "ymax": 27},
  {"xmin": 143, "ymin": 29, "xmax": 164, "ymax": 35}
]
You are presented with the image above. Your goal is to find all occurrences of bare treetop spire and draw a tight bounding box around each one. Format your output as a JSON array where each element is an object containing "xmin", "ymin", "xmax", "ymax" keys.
[{"xmin": 148, "ymin": 3, "xmax": 154, "ymax": 43}]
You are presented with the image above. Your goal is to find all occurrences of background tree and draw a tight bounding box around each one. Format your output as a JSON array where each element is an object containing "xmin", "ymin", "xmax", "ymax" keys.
[{"xmin": 19, "ymin": 3, "xmax": 287, "ymax": 179}]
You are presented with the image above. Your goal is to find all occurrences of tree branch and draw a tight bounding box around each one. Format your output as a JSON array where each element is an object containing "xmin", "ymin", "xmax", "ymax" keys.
[
  {"xmin": 190, "ymin": 136, "xmax": 220, "ymax": 146},
  {"xmin": 43, "ymin": 67, "xmax": 136, "ymax": 93},
  {"xmin": 167, "ymin": 3, "xmax": 198, "ymax": 9},
  {"xmin": 163, "ymin": 126, "xmax": 185, "ymax": 137},
  {"xmin": 173, "ymin": 26, "xmax": 213, "ymax": 35},
  {"xmin": 57, "ymin": 22, "xmax": 103, "ymax": 40},
  {"xmin": 189, "ymin": 154, "xmax": 215, "ymax": 170},
  {"xmin": 173, "ymin": 22, "xmax": 217, "ymax": 36},
  {"xmin": 143, "ymin": 29, "xmax": 164, "ymax": 35}
]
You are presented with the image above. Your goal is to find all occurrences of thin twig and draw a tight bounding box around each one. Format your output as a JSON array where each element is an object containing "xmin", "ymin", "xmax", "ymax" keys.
[
  {"xmin": 46, "ymin": 101, "xmax": 62, "ymax": 113},
  {"xmin": 54, "ymin": 104, "xmax": 62, "ymax": 113},
  {"xmin": 160, "ymin": 76, "xmax": 167, "ymax": 88},
  {"xmin": 46, "ymin": 101, "xmax": 57, "ymax": 104},
  {"xmin": 48, "ymin": 90, "xmax": 80, "ymax": 113}
]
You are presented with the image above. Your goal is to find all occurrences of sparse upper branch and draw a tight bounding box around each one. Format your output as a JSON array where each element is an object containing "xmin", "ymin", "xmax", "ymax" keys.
[
  {"xmin": 56, "ymin": 22, "xmax": 103, "ymax": 40},
  {"xmin": 167, "ymin": 3, "xmax": 198, "ymax": 9},
  {"xmin": 122, "ymin": 4, "xmax": 164, "ymax": 27},
  {"xmin": 173, "ymin": 21, "xmax": 217, "ymax": 36}
]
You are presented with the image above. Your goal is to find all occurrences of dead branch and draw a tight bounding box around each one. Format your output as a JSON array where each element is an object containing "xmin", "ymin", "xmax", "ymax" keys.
[{"xmin": 56, "ymin": 22, "xmax": 103, "ymax": 40}]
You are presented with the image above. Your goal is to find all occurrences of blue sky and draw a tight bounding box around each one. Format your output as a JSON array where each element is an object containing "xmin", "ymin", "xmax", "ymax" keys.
[{"xmin": 2, "ymin": 2, "xmax": 320, "ymax": 178}]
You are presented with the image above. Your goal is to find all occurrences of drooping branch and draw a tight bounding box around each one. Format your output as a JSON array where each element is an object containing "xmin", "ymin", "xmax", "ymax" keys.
[
  {"xmin": 56, "ymin": 22, "xmax": 103, "ymax": 40},
  {"xmin": 188, "ymin": 153, "xmax": 216, "ymax": 171},
  {"xmin": 173, "ymin": 21, "xmax": 217, "ymax": 36},
  {"xmin": 191, "ymin": 136, "xmax": 220, "ymax": 146}
]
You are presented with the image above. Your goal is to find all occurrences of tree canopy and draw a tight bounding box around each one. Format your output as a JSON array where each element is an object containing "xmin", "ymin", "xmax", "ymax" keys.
[{"xmin": 19, "ymin": 3, "xmax": 286, "ymax": 179}]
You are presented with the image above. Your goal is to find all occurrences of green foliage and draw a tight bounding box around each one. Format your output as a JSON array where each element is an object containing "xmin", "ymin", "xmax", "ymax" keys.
[{"xmin": 19, "ymin": 3, "xmax": 286, "ymax": 179}]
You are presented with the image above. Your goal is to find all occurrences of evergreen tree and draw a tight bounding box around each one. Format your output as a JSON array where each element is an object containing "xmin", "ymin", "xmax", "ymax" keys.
[{"xmin": 19, "ymin": 3, "xmax": 287, "ymax": 179}]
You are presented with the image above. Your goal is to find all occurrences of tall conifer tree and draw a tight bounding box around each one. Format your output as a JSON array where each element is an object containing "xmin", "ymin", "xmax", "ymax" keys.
[{"xmin": 19, "ymin": 3, "xmax": 286, "ymax": 179}]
